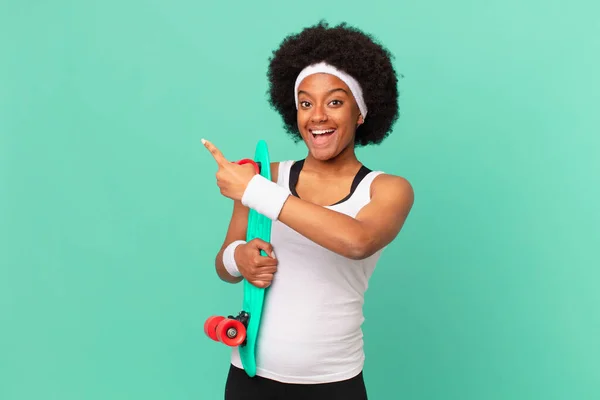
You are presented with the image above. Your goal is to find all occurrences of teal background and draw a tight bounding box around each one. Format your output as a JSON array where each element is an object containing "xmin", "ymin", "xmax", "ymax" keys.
[{"xmin": 1, "ymin": 0, "xmax": 599, "ymax": 399}]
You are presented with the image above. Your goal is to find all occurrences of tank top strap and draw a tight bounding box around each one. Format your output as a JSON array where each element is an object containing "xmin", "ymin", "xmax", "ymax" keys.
[
  {"xmin": 327, "ymin": 170, "xmax": 385, "ymax": 217},
  {"xmin": 355, "ymin": 170, "xmax": 385, "ymax": 198},
  {"xmin": 276, "ymin": 160, "xmax": 295, "ymax": 188}
]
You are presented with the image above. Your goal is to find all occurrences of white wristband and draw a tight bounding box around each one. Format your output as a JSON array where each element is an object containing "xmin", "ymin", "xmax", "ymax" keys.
[
  {"xmin": 241, "ymin": 174, "xmax": 290, "ymax": 221},
  {"xmin": 223, "ymin": 240, "xmax": 245, "ymax": 278}
]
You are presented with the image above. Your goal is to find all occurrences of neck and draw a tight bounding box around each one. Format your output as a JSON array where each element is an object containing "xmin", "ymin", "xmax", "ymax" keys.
[{"xmin": 303, "ymin": 144, "xmax": 362, "ymax": 176}]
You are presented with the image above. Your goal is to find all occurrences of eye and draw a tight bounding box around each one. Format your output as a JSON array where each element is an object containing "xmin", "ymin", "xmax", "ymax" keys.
[
  {"xmin": 299, "ymin": 101, "xmax": 311, "ymax": 108},
  {"xmin": 329, "ymin": 99, "xmax": 343, "ymax": 106}
]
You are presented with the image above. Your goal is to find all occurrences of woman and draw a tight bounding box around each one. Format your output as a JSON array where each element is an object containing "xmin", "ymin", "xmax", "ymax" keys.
[{"xmin": 202, "ymin": 21, "xmax": 414, "ymax": 400}]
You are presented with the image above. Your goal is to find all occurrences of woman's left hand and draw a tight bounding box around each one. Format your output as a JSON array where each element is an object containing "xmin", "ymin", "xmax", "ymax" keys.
[{"xmin": 202, "ymin": 138, "xmax": 257, "ymax": 201}]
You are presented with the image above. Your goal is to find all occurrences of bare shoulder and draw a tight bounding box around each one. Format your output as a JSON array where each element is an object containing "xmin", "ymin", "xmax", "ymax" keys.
[
  {"xmin": 356, "ymin": 172, "xmax": 414, "ymax": 236},
  {"xmin": 371, "ymin": 173, "xmax": 414, "ymax": 205}
]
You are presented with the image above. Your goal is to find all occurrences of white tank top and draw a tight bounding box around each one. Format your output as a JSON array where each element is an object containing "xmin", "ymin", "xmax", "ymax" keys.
[{"xmin": 230, "ymin": 160, "xmax": 385, "ymax": 384}]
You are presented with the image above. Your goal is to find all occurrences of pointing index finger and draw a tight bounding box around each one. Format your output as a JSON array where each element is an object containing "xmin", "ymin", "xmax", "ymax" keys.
[{"xmin": 201, "ymin": 138, "xmax": 228, "ymax": 165}]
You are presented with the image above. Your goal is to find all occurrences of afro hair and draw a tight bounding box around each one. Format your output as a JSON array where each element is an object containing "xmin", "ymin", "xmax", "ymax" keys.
[{"xmin": 266, "ymin": 21, "xmax": 400, "ymax": 147}]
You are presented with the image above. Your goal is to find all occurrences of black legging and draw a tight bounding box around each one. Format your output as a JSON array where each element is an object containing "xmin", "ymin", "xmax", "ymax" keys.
[{"xmin": 224, "ymin": 364, "xmax": 369, "ymax": 400}]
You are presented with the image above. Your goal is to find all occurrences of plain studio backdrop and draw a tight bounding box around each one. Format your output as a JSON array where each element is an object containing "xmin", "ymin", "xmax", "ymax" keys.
[{"xmin": 1, "ymin": 1, "xmax": 599, "ymax": 399}]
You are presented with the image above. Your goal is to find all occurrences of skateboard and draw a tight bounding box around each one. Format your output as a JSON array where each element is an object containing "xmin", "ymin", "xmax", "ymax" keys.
[{"xmin": 204, "ymin": 140, "xmax": 272, "ymax": 378}]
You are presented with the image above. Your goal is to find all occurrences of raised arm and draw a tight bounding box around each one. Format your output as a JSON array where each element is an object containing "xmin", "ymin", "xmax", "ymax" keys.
[
  {"xmin": 277, "ymin": 174, "xmax": 414, "ymax": 259},
  {"xmin": 202, "ymin": 138, "xmax": 414, "ymax": 261}
]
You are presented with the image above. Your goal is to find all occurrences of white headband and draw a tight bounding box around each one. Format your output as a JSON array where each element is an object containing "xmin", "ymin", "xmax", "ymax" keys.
[{"xmin": 294, "ymin": 62, "xmax": 368, "ymax": 118}]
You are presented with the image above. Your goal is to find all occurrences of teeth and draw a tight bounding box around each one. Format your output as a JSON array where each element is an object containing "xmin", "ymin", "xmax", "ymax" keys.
[{"xmin": 311, "ymin": 129, "xmax": 335, "ymax": 135}]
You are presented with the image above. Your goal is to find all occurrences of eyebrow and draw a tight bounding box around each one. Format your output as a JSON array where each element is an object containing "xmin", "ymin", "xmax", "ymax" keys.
[{"xmin": 298, "ymin": 88, "xmax": 349, "ymax": 97}]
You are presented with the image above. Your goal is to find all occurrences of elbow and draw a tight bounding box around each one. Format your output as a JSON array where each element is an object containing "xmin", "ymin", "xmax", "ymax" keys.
[{"xmin": 345, "ymin": 233, "xmax": 377, "ymax": 260}]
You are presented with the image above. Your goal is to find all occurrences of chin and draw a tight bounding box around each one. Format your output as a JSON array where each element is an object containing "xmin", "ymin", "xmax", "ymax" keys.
[{"xmin": 308, "ymin": 147, "xmax": 339, "ymax": 161}]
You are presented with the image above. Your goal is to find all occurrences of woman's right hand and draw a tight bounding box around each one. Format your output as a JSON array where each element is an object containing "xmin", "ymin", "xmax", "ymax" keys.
[{"xmin": 234, "ymin": 238, "xmax": 278, "ymax": 288}]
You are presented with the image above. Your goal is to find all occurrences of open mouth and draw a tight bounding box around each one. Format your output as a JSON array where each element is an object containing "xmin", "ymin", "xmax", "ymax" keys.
[{"xmin": 310, "ymin": 128, "xmax": 336, "ymax": 139}]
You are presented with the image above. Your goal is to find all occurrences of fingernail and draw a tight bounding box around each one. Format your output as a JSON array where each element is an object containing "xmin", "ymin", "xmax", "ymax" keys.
[
  {"xmin": 201, "ymin": 138, "xmax": 206, "ymax": 145},
  {"xmin": 271, "ymin": 251, "xmax": 276, "ymax": 259}
]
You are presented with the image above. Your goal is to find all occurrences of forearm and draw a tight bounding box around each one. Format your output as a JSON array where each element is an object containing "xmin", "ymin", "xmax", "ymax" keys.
[
  {"xmin": 277, "ymin": 196, "xmax": 374, "ymax": 260},
  {"xmin": 214, "ymin": 199, "xmax": 248, "ymax": 284},
  {"xmin": 214, "ymin": 246, "xmax": 244, "ymax": 284},
  {"xmin": 241, "ymin": 174, "xmax": 376, "ymax": 259},
  {"xmin": 239, "ymin": 173, "xmax": 410, "ymax": 261}
]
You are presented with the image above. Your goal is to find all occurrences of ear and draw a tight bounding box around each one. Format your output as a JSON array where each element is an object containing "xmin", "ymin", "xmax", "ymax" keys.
[{"xmin": 357, "ymin": 114, "xmax": 364, "ymax": 126}]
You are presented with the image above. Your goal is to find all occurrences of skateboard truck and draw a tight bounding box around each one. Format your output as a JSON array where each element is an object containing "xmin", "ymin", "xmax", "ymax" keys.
[{"xmin": 204, "ymin": 311, "xmax": 250, "ymax": 347}]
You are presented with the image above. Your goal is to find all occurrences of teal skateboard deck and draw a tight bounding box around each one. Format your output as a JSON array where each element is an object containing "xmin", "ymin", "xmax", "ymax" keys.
[{"xmin": 204, "ymin": 140, "xmax": 272, "ymax": 377}]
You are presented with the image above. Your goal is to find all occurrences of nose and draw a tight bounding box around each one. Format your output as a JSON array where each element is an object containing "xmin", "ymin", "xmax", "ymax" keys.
[{"xmin": 310, "ymin": 103, "xmax": 328, "ymax": 123}]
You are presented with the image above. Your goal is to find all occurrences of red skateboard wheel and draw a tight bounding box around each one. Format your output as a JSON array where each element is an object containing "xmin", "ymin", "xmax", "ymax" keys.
[
  {"xmin": 215, "ymin": 318, "xmax": 246, "ymax": 347},
  {"xmin": 204, "ymin": 315, "xmax": 225, "ymax": 342},
  {"xmin": 235, "ymin": 158, "xmax": 260, "ymax": 174}
]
